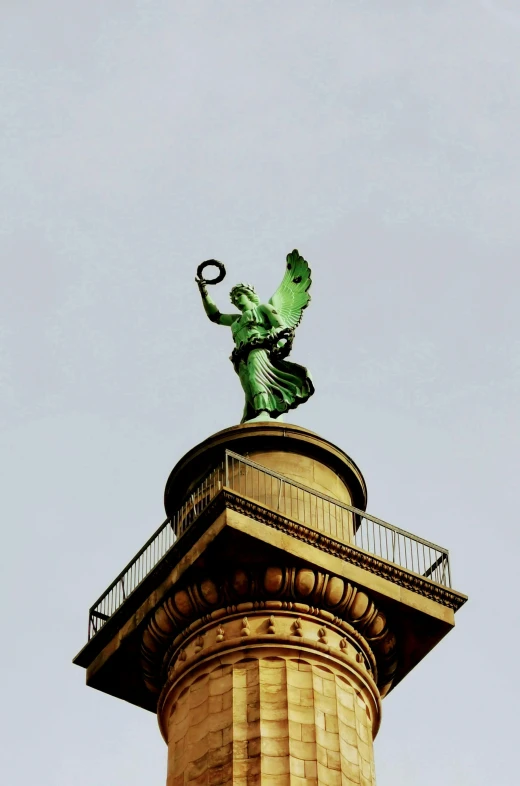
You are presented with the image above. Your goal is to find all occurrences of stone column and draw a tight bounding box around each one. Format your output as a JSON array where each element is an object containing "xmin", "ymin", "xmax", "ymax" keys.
[{"xmin": 143, "ymin": 566, "xmax": 394, "ymax": 786}]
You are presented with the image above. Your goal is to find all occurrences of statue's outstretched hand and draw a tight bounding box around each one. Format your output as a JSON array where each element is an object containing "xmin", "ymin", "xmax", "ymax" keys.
[{"xmin": 195, "ymin": 276, "xmax": 208, "ymax": 296}]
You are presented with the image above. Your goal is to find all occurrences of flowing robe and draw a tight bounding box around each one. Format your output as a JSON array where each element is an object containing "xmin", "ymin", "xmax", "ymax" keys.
[{"xmin": 230, "ymin": 305, "xmax": 314, "ymax": 422}]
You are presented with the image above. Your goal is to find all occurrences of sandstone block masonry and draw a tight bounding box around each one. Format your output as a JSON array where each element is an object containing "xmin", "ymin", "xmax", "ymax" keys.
[{"xmin": 164, "ymin": 654, "xmax": 377, "ymax": 786}]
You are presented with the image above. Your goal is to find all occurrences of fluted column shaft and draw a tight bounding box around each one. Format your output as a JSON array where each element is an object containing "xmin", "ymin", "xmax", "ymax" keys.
[{"xmin": 158, "ymin": 612, "xmax": 380, "ymax": 786}]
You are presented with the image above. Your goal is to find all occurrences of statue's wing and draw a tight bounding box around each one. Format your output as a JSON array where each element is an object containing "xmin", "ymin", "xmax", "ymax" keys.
[{"xmin": 268, "ymin": 249, "xmax": 312, "ymax": 329}]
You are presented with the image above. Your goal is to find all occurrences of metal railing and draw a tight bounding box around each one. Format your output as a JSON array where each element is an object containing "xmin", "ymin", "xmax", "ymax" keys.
[
  {"xmin": 87, "ymin": 450, "xmax": 451, "ymax": 640},
  {"xmin": 225, "ymin": 450, "xmax": 451, "ymax": 588},
  {"xmin": 87, "ymin": 461, "xmax": 225, "ymax": 639}
]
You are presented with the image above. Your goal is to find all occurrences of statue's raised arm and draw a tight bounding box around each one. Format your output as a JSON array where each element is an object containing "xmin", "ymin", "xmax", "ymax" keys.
[
  {"xmin": 195, "ymin": 260, "xmax": 237, "ymax": 327},
  {"xmin": 196, "ymin": 250, "xmax": 314, "ymax": 423}
]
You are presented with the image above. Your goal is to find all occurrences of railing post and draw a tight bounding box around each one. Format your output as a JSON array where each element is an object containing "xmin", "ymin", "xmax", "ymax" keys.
[
  {"xmin": 225, "ymin": 451, "xmax": 229, "ymax": 487},
  {"xmin": 441, "ymin": 554, "xmax": 448, "ymax": 587}
]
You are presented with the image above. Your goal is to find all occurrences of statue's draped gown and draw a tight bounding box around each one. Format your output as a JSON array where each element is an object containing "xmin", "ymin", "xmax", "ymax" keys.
[{"xmin": 230, "ymin": 305, "xmax": 314, "ymax": 422}]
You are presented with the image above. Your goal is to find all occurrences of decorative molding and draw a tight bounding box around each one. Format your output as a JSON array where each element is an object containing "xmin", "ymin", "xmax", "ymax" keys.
[{"xmin": 141, "ymin": 563, "xmax": 398, "ymax": 697}]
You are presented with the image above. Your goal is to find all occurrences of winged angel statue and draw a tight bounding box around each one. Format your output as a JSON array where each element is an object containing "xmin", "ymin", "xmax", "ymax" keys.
[{"xmin": 196, "ymin": 250, "xmax": 314, "ymax": 422}]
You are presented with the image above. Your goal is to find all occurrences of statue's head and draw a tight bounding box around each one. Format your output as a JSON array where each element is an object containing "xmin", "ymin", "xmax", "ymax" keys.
[{"xmin": 230, "ymin": 284, "xmax": 260, "ymax": 311}]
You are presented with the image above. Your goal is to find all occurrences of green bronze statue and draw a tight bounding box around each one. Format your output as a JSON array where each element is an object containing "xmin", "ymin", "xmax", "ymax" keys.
[{"xmin": 196, "ymin": 250, "xmax": 314, "ymax": 423}]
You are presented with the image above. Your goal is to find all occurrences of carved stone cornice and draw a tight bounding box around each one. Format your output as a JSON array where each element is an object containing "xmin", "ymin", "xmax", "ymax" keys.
[
  {"xmin": 141, "ymin": 563, "xmax": 398, "ymax": 698},
  {"xmin": 219, "ymin": 490, "xmax": 466, "ymax": 611}
]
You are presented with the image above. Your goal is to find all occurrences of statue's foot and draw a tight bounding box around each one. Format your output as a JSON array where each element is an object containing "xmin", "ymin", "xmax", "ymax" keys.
[
  {"xmin": 246, "ymin": 411, "xmax": 272, "ymax": 423},
  {"xmin": 246, "ymin": 411, "xmax": 284, "ymax": 423}
]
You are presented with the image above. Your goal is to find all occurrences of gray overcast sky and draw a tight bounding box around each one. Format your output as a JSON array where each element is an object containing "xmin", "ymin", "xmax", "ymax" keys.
[{"xmin": 1, "ymin": 1, "xmax": 519, "ymax": 784}]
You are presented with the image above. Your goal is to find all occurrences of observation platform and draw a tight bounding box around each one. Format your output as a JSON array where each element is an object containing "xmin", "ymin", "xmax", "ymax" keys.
[{"xmin": 73, "ymin": 422, "xmax": 467, "ymax": 713}]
